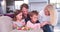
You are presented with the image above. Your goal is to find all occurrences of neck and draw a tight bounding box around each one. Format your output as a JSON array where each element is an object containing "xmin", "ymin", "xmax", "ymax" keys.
[
  {"xmin": 24, "ymin": 14, "xmax": 27, "ymax": 18},
  {"xmin": 46, "ymin": 14, "xmax": 50, "ymax": 16},
  {"xmin": 16, "ymin": 19, "xmax": 22, "ymax": 22},
  {"xmin": 31, "ymin": 20, "xmax": 36, "ymax": 24}
]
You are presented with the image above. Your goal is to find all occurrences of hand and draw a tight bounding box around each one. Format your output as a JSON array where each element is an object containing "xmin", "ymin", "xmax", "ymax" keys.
[
  {"xmin": 21, "ymin": 26, "xmax": 30, "ymax": 30},
  {"xmin": 40, "ymin": 21, "xmax": 50, "ymax": 27}
]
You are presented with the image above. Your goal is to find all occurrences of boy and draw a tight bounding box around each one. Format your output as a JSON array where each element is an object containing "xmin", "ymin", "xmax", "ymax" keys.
[{"xmin": 26, "ymin": 10, "xmax": 40, "ymax": 29}]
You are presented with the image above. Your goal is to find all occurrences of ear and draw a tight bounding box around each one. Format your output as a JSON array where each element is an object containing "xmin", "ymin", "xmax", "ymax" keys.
[
  {"xmin": 30, "ymin": 16, "xmax": 32, "ymax": 19},
  {"xmin": 16, "ymin": 15, "xmax": 17, "ymax": 18}
]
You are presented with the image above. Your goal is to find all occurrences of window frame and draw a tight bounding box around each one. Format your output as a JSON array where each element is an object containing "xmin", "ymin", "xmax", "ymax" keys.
[{"xmin": 49, "ymin": 0, "xmax": 60, "ymax": 9}]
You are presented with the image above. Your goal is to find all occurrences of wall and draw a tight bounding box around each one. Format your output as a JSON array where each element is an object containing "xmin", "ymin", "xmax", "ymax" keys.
[
  {"xmin": 29, "ymin": 0, "xmax": 48, "ymax": 12},
  {"xmin": 56, "ymin": 9, "xmax": 60, "ymax": 27},
  {"xmin": 1, "ymin": 0, "xmax": 6, "ymax": 14}
]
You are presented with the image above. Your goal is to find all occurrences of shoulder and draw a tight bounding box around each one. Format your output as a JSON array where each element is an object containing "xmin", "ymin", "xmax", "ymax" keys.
[
  {"xmin": 27, "ymin": 20, "xmax": 31, "ymax": 23},
  {"xmin": 26, "ymin": 20, "xmax": 32, "ymax": 24},
  {"xmin": 36, "ymin": 20, "xmax": 40, "ymax": 23},
  {"xmin": 13, "ymin": 21, "xmax": 17, "ymax": 24},
  {"xmin": 22, "ymin": 19, "xmax": 25, "ymax": 22}
]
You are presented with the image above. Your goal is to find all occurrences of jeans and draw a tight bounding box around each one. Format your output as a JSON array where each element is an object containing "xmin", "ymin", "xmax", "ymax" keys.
[
  {"xmin": 49, "ymin": 25, "xmax": 54, "ymax": 32},
  {"xmin": 42, "ymin": 24, "xmax": 53, "ymax": 32}
]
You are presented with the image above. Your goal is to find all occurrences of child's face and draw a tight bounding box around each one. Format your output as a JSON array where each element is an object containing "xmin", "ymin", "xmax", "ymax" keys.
[
  {"xmin": 30, "ymin": 15, "xmax": 38, "ymax": 23},
  {"xmin": 16, "ymin": 12, "xmax": 22, "ymax": 20}
]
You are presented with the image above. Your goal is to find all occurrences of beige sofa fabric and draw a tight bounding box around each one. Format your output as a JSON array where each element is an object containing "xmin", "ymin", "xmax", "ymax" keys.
[{"xmin": 0, "ymin": 16, "xmax": 13, "ymax": 32}]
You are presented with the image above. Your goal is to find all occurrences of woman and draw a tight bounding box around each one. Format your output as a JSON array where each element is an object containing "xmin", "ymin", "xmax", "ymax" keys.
[{"xmin": 39, "ymin": 4, "xmax": 58, "ymax": 32}]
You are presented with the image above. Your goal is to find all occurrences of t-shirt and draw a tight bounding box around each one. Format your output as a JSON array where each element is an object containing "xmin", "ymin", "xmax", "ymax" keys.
[
  {"xmin": 26, "ymin": 20, "xmax": 41, "ymax": 29},
  {"xmin": 39, "ymin": 10, "xmax": 50, "ymax": 23},
  {"xmin": 39, "ymin": 10, "xmax": 58, "ymax": 26},
  {"xmin": 13, "ymin": 19, "xmax": 25, "ymax": 29}
]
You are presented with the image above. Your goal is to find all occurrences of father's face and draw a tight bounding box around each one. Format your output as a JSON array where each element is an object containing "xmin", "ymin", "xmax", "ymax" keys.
[{"xmin": 22, "ymin": 7, "xmax": 28, "ymax": 15}]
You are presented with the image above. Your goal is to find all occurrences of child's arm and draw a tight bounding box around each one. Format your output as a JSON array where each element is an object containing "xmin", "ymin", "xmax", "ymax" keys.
[
  {"xmin": 13, "ymin": 23, "xmax": 17, "ymax": 29},
  {"xmin": 40, "ymin": 21, "xmax": 50, "ymax": 27}
]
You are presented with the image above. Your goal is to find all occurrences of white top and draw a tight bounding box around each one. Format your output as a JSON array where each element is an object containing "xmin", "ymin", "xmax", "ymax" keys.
[
  {"xmin": 26, "ymin": 21, "xmax": 40, "ymax": 29},
  {"xmin": 13, "ymin": 19, "xmax": 25, "ymax": 27},
  {"xmin": 39, "ymin": 10, "xmax": 50, "ymax": 23},
  {"xmin": 39, "ymin": 9, "xmax": 58, "ymax": 26}
]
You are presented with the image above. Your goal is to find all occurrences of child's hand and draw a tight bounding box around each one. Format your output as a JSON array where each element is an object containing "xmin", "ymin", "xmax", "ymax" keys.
[
  {"xmin": 40, "ymin": 21, "xmax": 50, "ymax": 27},
  {"xmin": 43, "ymin": 21, "xmax": 50, "ymax": 24},
  {"xmin": 13, "ymin": 24, "xmax": 17, "ymax": 28},
  {"xmin": 21, "ymin": 26, "xmax": 30, "ymax": 30}
]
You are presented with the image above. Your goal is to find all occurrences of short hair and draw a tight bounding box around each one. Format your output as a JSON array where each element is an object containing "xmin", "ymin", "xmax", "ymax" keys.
[
  {"xmin": 20, "ymin": 3, "xmax": 29, "ymax": 10},
  {"xmin": 29, "ymin": 10, "xmax": 38, "ymax": 17},
  {"xmin": 13, "ymin": 10, "xmax": 22, "ymax": 21}
]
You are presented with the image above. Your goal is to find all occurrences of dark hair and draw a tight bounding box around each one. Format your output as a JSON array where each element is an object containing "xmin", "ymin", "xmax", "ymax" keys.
[
  {"xmin": 20, "ymin": 3, "xmax": 29, "ymax": 10},
  {"xmin": 29, "ymin": 10, "xmax": 38, "ymax": 17},
  {"xmin": 13, "ymin": 10, "xmax": 22, "ymax": 21}
]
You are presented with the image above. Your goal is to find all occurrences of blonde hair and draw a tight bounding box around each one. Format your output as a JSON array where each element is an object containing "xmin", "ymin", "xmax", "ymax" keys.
[{"xmin": 45, "ymin": 4, "xmax": 58, "ymax": 26}]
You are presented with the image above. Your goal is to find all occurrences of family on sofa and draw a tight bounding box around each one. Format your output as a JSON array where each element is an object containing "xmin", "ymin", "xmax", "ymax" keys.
[{"xmin": 0, "ymin": 3, "xmax": 58, "ymax": 32}]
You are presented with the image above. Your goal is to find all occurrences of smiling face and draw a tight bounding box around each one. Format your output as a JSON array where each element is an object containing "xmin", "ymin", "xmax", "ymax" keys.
[
  {"xmin": 30, "ymin": 11, "xmax": 39, "ymax": 23},
  {"xmin": 44, "ymin": 4, "xmax": 53, "ymax": 16},
  {"xmin": 16, "ymin": 12, "xmax": 22, "ymax": 21},
  {"xmin": 44, "ymin": 8, "xmax": 50, "ymax": 16},
  {"xmin": 30, "ymin": 15, "xmax": 38, "ymax": 23},
  {"xmin": 22, "ymin": 7, "xmax": 28, "ymax": 15}
]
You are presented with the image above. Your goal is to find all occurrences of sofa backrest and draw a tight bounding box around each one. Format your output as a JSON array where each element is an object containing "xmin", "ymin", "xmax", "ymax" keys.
[{"xmin": 0, "ymin": 16, "xmax": 13, "ymax": 32}]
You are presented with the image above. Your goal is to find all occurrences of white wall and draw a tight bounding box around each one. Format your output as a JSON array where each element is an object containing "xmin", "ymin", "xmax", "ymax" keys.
[
  {"xmin": 1, "ymin": 0, "xmax": 6, "ymax": 14},
  {"xmin": 29, "ymin": 3, "xmax": 47, "ymax": 12},
  {"xmin": 56, "ymin": 9, "xmax": 60, "ymax": 27},
  {"xmin": 29, "ymin": 0, "xmax": 48, "ymax": 12}
]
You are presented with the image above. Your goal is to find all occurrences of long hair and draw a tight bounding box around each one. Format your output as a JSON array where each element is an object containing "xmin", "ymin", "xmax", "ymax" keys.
[
  {"xmin": 13, "ymin": 10, "xmax": 22, "ymax": 21},
  {"xmin": 45, "ymin": 4, "xmax": 58, "ymax": 26}
]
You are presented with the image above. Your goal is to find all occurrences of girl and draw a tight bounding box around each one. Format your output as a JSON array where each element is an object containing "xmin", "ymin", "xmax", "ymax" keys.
[{"xmin": 13, "ymin": 10, "xmax": 25, "ymax": 30}]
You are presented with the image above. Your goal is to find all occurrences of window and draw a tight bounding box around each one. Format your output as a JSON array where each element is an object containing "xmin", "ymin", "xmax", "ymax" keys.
[
  {"xmin": 50, "ymin": 0, "xmax": 60, "ymax": 9},
  {"xmin": 14, "ymin": 1, "xmax": 23, "ymax": 10},
  {"xmin": 14, "ymin": 0, "xmax": 28, "ymax": 10}
]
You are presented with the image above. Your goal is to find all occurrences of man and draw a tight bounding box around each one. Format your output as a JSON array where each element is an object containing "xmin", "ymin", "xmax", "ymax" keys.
[{"xmin": 20, "ymin": 3, "xmax": 30, "ymax": 23}]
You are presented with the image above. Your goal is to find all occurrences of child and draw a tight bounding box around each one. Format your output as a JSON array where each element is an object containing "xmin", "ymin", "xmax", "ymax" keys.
[
  {"xmin": 13, "ymin": 10, "xmax": 25, "ymax": 30},
  {"xmin": 26, "ymin": 10, "xmax": 41, "ymax": 29}
]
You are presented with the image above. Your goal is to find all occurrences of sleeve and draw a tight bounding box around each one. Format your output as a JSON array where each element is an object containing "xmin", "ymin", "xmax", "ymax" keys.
[
  {"xmin": 26, "ymin": 21, "xmax": 32, "ymax": 28},
  {"xmin": 22, "ymin": 19, "xmax": 26, "ymax": 25},
  {"xmin": 26, "ymin": 21, "xmax": 30, "ymax": 27}
]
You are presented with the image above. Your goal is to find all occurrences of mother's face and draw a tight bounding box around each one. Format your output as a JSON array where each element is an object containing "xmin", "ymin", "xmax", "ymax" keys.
[
  {"xmin": 22, "ymin": 7, "xmax": 28, "ymax": 15},
  {"xmin": 44, "ymin": 8, "xmax": 50, "ymax": 16}
]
